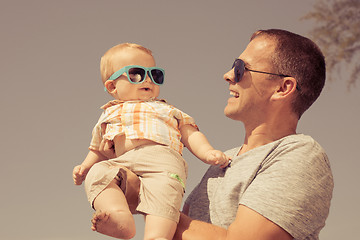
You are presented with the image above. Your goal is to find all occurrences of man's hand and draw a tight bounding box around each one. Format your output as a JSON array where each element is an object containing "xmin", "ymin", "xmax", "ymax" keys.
[{"xmin": 98, "ymin": 138, "xmax": 116, "ymax": 159}]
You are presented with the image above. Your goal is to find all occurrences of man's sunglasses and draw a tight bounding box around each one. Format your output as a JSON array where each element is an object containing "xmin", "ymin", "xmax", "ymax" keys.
[
  {"xmin": 231, "ymin": 59, "xmax": 301, "ymax": 91},
  {"xmin": 108, "ymin": 65, "xmax": 165, "ymax": 85}
]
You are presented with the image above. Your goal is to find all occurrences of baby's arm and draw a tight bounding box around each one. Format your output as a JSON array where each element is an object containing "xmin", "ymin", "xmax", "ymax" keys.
[
  {"xmin": 180, "ymin": 124, "xmax": 230, "ymax": 168},
  {"xmin": 73, "ymin": 150, "xmax": 106, "ymax": 185}
]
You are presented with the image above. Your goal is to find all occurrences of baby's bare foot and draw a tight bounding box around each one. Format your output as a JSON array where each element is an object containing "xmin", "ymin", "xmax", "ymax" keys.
[
  {"xmin": 91, "ymin": 210, "xmax": 135, "ymax": 239},
  {"xmin": 91, "ymin": 210, "xmax": 109, "ymax": 231}
]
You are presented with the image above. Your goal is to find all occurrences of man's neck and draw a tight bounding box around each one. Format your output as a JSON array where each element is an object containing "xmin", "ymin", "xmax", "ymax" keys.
[{"xmin": 239, "ymin": 120, "xmax": 297, "ymax": 155}]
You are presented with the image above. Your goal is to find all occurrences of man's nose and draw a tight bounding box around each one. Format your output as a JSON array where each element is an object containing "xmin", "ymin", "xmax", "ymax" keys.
[{"xmin": 223, "ymin": 69, "xmax": 235, "ymax": 84}]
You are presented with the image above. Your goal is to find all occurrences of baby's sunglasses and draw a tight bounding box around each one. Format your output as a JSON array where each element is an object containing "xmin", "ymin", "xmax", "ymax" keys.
[
  {"xmin": 231, "ymin": 58, "xmax": 301, "ymax": 91},
  {"xmin": 108, "ymin": 65, "xmax": 165, "ymax": 85}
]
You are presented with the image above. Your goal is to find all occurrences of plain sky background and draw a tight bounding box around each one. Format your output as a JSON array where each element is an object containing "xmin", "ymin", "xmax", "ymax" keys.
[{"xmin": 1, "ymin": 0, "xmax": 359, "ymax": 239}]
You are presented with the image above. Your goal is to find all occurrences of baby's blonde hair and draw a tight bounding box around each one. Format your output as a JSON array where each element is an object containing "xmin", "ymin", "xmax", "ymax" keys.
[{"xmin": 100, "ymin": 43, "xmax": 153, "ymax": 83}]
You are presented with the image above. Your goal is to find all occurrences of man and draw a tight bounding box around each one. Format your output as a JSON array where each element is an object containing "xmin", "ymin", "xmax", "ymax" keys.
[
  {"xmin": 173, "ymin": 29, "xmax": 333, "ymax": 240},
  {"xmin": 100, "ymin": 29, "xmax": 333, "ymax": 240}
]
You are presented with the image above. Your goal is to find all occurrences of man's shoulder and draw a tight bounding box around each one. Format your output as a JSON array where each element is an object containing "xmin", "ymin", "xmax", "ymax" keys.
[{"xmin": 279, "ymin": 134, "xmax": 327, "ymax": 156}]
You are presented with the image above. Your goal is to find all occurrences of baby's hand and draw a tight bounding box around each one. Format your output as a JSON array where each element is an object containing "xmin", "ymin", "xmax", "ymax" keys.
[
  {"xmin": 205, "ymin": 150, "xmax": 231, "ymax": 168},
  {"xmin": 72, "ymin": 165, "xmax": 89, "ymax": 185}
]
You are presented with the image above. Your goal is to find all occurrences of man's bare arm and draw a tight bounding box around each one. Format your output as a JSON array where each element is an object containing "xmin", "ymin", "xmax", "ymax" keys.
[{"xmin": 174, "ymin": 205, "xmax": 292, "ymax": 240}]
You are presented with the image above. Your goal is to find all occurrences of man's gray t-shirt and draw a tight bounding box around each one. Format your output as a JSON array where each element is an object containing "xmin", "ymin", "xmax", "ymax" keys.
[{"xmin": 185, "ymin": 134, "xmax": 333, "ymax": 240}]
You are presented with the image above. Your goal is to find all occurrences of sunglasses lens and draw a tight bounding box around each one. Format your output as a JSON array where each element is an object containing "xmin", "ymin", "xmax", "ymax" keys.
[
  {"xmin": 233, "ymin": 59, "xmax": 244, "ymax": 82},
  {"xmin": 150, "ymin": 69, "xmax": 164, "ymax": 85},
  {"xmin": 128, "ymin": 68, "xmax": 146, "ymax": 83}
]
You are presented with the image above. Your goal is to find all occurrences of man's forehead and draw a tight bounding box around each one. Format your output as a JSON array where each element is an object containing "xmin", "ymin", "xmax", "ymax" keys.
[{"xmin": 238, "ymin": 37, "xmax": 276, "ymax": 66}]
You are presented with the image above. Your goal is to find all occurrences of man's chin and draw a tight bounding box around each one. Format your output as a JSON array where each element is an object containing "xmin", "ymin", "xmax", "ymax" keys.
[{"xmin": 224, "ymin": 107, "xmax": 242, "ymax": 121}]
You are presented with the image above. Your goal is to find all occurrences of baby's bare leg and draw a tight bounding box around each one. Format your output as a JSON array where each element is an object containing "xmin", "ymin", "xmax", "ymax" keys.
[
  {"xmin": 92, "ymin": 179, "xmax": 136, "ymax": 239},
  {"xmin": 143, "ymin": 215, "xmax": 177, "ymax": 240}
]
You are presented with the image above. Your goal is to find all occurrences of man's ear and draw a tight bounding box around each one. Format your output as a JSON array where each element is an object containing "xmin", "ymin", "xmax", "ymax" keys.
[
  {"xmin": 104, "ymin": 80, "xmax": 116, "ymax": 94},
  {"xmin": 272, "ymin": 77, "xmax": 297, "ymax": 100}
]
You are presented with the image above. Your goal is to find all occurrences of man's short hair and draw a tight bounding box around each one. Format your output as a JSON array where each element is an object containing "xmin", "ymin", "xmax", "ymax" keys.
[{"xmin": 251, "ymin": 29, "xmax": 326, "ymax": 119}]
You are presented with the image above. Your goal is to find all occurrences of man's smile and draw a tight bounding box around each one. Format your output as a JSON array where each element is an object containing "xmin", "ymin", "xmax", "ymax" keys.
[{"xmin": 230, "ymin": 90, "xmax": 239, "ymax": 98}]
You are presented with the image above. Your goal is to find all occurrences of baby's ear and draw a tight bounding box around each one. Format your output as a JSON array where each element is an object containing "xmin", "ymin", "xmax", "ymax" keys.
[{"xmin": 104, "ymin": 80, "xmax": 116, "ymax": 93}]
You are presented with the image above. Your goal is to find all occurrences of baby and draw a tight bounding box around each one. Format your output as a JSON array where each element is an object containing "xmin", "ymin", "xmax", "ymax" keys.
[{"xmin": 72, "ymin": 43, "xmax": 230, "ymax": 240}]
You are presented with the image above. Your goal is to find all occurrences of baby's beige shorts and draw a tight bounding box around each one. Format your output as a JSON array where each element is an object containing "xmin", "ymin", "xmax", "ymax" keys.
[{"xmin": 84, "ymin": 144, "xmax": 188, "ymax": 223}]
